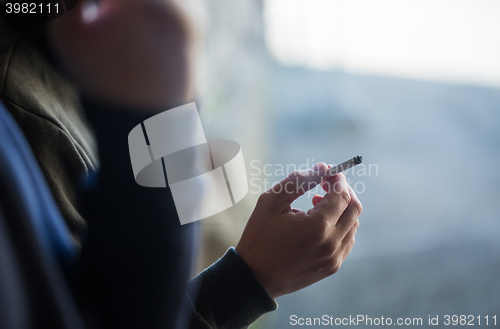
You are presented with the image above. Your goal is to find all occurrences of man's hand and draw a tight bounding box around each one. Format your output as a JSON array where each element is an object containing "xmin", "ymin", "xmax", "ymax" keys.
[{"xmin": 236, "ymin": 162, "xmax": 362, "ymax": 299}]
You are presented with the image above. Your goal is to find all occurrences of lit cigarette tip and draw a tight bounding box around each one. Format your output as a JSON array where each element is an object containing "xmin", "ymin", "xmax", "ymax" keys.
[{"xmin": 354, "ymin": 156, "xmax": 362, "ymax": 164}]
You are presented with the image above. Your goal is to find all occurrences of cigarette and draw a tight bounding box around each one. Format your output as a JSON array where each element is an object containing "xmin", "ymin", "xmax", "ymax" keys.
[{"xmin": 327, "ymin": 156, "xmax": 362, "ymax": 177}]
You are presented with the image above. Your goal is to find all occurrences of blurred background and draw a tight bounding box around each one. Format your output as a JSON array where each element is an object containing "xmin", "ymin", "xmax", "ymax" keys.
[{"xmin": 197, "ymin": 0, "xmax": 500, "ymax": 327}]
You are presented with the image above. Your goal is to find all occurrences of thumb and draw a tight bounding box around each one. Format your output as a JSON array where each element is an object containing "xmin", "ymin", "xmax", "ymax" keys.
[{"xmin": 267, "ymin": 162, "xmax": 328, "ymax": 208}]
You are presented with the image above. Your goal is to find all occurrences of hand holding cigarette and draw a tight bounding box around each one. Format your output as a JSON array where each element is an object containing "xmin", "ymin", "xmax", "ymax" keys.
[{"xmin": 236, "ymin": 160, "xmax": 363, "ymax": 298}]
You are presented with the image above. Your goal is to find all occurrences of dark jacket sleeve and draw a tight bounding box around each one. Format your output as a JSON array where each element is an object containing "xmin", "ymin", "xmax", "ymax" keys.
[
  {"xmin": 81, "ymin": 99, "xmax": 276, "ymax": 329},
  {"xmin": 187, "ymin": 247, "xmax": 277, "ymax": 329}
]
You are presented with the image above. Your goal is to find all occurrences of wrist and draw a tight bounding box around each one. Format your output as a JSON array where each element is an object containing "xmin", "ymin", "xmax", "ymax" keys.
[{"xmin": 235, "ymin": 244, "xmax": 281, "ymax": 299}]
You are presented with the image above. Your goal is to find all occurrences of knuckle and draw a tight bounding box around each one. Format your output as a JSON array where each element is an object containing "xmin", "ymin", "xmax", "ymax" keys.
[
  {"xmin": 351, "ymin": 199, "xmax": 363, "ymax": 215},
  {"xmin": 340, "ymin": 190, "xmax": 351, "ymax": 205},
  {"xmin": 325, "ymin": 258, "xmax": 342, "ymax": 276},
  {"xmin": 349, "ymin": 218, "xmax": 359, "ymax": 234}
]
